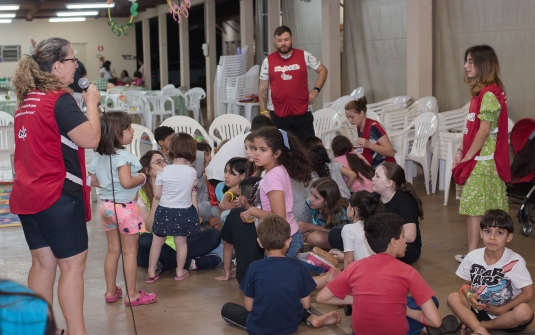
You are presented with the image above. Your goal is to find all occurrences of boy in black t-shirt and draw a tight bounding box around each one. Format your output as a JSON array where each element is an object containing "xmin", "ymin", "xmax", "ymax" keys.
[
  {"xmin": 154, "ymin": 126, "xmax": 175, "ymax": 163},
  {"xmin": 220, "ymin": 214, "xmax": 341, "ymax": 335}
]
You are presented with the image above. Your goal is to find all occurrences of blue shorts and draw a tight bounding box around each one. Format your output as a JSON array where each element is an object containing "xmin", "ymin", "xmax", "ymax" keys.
[{"xmin": 406, "ymin": 296, "xmax": 439, "ymax": 335}]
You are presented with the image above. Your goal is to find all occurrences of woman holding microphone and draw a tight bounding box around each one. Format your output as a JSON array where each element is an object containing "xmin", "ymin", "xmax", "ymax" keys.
[{"xmin": 11, "ymin": 37, "xmax": 101, "ymax": 335}]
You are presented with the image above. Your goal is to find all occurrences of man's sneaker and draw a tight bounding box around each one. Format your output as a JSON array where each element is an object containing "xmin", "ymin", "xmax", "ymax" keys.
[
  {"xmin": 455, "ymin": 254, "xmax": 465, "ymax": 262},
  {"xmin": 156, "ymin": 261, "xmax": 164, "ymax": 275},
  {"xmin": 195, "ymin": 253, "xmax": 223, "ymax": 270}
]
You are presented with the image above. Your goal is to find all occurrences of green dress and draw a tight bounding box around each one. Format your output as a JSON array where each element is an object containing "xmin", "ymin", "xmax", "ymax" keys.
[{"xmin": 459, "ymin": 92, "xmax": 509, "ymax": 216}]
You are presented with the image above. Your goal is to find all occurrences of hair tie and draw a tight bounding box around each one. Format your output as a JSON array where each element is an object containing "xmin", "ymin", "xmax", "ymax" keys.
[
  {"xmin": 31, "ymin": 54, "xmax": 37, "ymax": 61},
  {"xmin": 344, "ymin": 151, "xmax": 351, "ymax": 155},
  {"xmin": 279, "ymin": 129, "xmax": 290, "ymax": 151}
]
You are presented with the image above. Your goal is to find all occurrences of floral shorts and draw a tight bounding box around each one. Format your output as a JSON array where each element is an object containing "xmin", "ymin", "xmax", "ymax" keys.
[{"xmin": 100, "ymin": 200, "xmax": 145, "ymax": 234}]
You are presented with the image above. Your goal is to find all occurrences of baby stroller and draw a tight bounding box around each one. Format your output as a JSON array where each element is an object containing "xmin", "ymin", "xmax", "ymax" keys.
[{"xmin": 506, "ymin": 118, "xmax": 535, "ymax": 236}]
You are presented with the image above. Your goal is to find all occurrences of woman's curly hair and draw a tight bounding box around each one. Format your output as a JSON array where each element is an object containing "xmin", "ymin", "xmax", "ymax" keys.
[{"xmin": 12, "ymin": 37, "xmax": 72, "ymax": 105}]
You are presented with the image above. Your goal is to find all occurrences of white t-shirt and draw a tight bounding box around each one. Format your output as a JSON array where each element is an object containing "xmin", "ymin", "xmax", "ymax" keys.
[
  {"xmin": 341, "ymin": 220, "xmax": 375, "ymax": 262},
  {"xmin": 456, "ymin": 247, "xmax": 533, "ymax": 319},
  {"xmin": 100, "ymin": 67, "xmax": 113, "ymax": 80},
  {"xmin": 259, "ymin": 50, "xmax": 321, "ymax": 111},
  {"xmin": 205, "ymin": 133, "xmax": 248, "ymax": 182},
  {"xmin": 155, "ymin": 164, "xmax": 197, "ymax": 208}
]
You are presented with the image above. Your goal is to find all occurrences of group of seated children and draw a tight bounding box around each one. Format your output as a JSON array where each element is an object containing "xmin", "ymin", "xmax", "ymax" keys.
[{"xmin": 87, "ymin": 109, "xmax": 533, "ymax": 334}]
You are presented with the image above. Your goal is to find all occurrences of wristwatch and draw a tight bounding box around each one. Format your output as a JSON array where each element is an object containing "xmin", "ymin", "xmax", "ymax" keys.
[{"xmin": 313, "ymin": 87, "xmax": 321, "ymax": 93}]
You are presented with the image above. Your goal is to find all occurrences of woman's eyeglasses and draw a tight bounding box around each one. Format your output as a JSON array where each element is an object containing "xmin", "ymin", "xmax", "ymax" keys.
[
  {"xmin": 150, "ymin": 159, "xmax": 166, "ymax": 166},
  {"xmin": 62, "ymin": 57, "xmax": 78, "ymax": 63}
]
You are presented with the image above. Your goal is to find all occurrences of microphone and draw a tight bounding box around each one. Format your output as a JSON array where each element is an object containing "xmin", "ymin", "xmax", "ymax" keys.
[{"xmin": 78, "ymin": 78, "xmax": 104, "ymax": 112}]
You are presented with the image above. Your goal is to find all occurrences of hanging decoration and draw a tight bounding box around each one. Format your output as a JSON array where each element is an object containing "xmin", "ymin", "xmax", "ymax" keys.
[
  {"xmin": 167, "ymin": 0, "xmax": 191, "ymax": 23},
  {"xmin": 107, "ymin": 0, "xmax": 138, "ymax": 36}
]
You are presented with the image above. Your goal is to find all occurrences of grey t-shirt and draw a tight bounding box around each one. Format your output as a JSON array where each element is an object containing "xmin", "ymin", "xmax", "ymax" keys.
[{"xmin": 311, "ymin": 161, "xmax": 351, "ymax": 200}]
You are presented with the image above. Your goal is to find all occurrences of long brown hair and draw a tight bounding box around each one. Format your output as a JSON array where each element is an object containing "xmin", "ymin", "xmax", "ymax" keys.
[
  {"xmin": 311, "ymin": 177, "xmax": 348, "ymax": 229},
  {"xmin": 331, "ymin": 135, "xmax": 375, "ymax": 183},
  {"xmin": 138, "ymin": 150, "xmax": 165, "ymax": 209},
  {"xmin": 379, "ymin": 162, "xmax": 423, "ymax": 219},
  {"xmin": 463, "ymin": 45, "xmax": 504, "ymax": 96},
  {"xmin": 252, "ymin": 127, "xmax": 311, "ymax": 184},
  {"xmin": 96, "ymin": 112, "xmax": 132, "ymax": 155},
  {"xmin": 12, "ymin": 38, "xmax": 72, "ymax": 105}
]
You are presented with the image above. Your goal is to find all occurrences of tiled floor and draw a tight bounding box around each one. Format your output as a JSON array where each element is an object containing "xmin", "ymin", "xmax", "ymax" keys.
[{"xmin": 1, "ymin": 156, "xmax": 534, "ymax": 334}]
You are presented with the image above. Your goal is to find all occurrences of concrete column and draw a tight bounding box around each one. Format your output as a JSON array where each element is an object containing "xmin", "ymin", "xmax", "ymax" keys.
[
  {"xmin": 240, "ymin": 0, "xmax": 254, "ymax": 67},
  {"xmin": 142, "ymin": 18, "xmax": 152, "ymax": 90},
  {"xmin": 205, "ymin": 0, "xmax": 216, "ymax": 122},
  {"xmin": 179, "ymin": 15, "xmax": 190, "ymax": 89},
  {"xmin": 406, "ymin": 0, "xmax": 432, "ymax": 100},
  {"xmin": 321, "ymin": 0, "xmax": 340, "ymax": 103},
  {"xmin": 158, "ymin": 12, "xmax": 169, "ymax": 88},
  {"xmin": 266, "ymin": 0, "xmax": 279, "ymax": 54}
]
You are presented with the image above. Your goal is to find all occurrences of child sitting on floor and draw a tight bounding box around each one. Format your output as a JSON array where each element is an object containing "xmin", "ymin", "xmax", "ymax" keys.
[
  {"xmin": 215, "ymin": 177, "xmax": 263, "ymax": 283},
  {"xmin": 316, "ymin": 213, "xmax": 442, "ymax": 335},
  {"xmin": 446, "ymin": 209, "xmax": 534, "ymax": 335},
  {"xmin": 220, "ymin": 214, "xmax": 341, "ymax": 334}
]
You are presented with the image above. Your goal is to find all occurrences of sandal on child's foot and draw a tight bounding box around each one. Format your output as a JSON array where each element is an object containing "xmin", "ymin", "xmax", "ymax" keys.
[
  {"xmin": 427, "ymin": 315, "xmax": 461, "ymax": 335},
  {"xmin": 174, "ymin": 271, "xmax": 189, "ymax": 281},
  {"xmin": 104, "ymin": 286, "xmax": 123, "ymax": 303},
  {"xmin": 144, "ymin": 275, "xmax": 160, "ymax": 284},
  {"xmin": 124, "ymin": 290, "xmax": 157, "ymax": 307}
]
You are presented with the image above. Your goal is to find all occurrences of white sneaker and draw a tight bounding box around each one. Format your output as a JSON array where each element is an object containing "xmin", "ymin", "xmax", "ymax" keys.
[{"xmin": 455, "ymin": 254, "xmax": 465, "ymax": 262}]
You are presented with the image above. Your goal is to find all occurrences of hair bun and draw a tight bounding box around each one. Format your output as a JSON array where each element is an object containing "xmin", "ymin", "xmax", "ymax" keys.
[{"xmin": 357, "ymin": 96, "xmax": 367, "ymax": 105}]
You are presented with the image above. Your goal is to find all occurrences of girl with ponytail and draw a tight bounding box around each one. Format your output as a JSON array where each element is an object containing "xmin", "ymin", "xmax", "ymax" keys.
[
  {"xmin": 371, "ymin": 162, "xmax": 423, "ymax": 264},
  {"xmin": 331, "ymin": 135, "xmax": 374, "ymax": 193}
]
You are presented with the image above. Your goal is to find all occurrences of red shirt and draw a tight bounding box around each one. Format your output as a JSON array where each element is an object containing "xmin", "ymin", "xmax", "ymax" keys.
[
  {"xmin": 327, "ymin": 253, "xmax": 434, "ymax": 335},
  {"xmin": 267, "ymin": 49, "xmax": 309, "ymax": 117}
]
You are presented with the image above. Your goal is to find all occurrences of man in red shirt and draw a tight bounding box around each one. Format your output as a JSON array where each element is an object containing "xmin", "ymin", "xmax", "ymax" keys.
[
  {"xmin": 259, "ymin": 25, "xmax": 328, "ymax": 141},
  {"xmin": 316, "ymin": 213, "xmax": 443, "ymax": 335}
]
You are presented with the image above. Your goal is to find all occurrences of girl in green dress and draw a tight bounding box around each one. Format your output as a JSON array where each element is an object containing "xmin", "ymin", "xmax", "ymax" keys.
[{"xmin": 453, "ymin": 45, "xmax": 511, "ymax": 262}]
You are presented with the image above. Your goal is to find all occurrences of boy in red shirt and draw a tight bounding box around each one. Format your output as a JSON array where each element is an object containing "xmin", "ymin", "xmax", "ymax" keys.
[{"xmin": 316, "ymin": 213, "xmax": 442, "ymax": 335}]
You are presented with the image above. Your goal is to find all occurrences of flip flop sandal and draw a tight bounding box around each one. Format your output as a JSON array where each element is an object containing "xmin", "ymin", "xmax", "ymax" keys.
[
  {"xmin": 427, "ymin": 315, "xmax": 461, "ymax": 335},
  {"xmin": 144, "ymin": 275, "xmax": 160, "ymax": 284},
  {"xmin": 124, "ymin": 290, "xmax": 157, "ymax": 307},
  {"xmin": 104, "ymin": 286, "xmax": 123, "ymax": 303},
  {"xmin": 174, "ymin": 271, "xmax": 190, "ymax": 281}
]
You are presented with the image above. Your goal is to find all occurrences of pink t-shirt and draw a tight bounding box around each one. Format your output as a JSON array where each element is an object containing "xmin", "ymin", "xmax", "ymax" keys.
[
  {"xmin": 333, "ymin": 154, "xmax": 373, "ymax": 193},
  {"xmin": 328, "ymin": 253, "xmax": 434, "ymax": 335},
  {"xmin": 259, "ymin": 165, "xmax": 299, "ymax": 235}
]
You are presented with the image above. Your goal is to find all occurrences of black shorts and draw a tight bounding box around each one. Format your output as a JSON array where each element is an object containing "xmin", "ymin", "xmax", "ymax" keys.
[
  {"xmin": 20, "ymin": 193, "xmax": 88, "ymax": 259},
  {"xmin": 472, "ymin": 307, "xmax": 534, "ymax": 333}
]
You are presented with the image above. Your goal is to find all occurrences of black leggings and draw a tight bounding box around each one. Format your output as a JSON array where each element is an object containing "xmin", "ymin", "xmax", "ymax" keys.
[
  {"xmin": 221, "ymin": 302, "xmax": 312, "ymax": 330},
  {"xmin": 137, "ymin": 229, "xmax": 220, "ymax": 271},
  {"xmin": 328, "ymin": 227, "xmax": 421, "ymax": 264}
]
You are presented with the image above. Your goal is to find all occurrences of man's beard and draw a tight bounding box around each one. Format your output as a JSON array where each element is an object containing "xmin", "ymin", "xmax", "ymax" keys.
[{"xmin": 277, "ymin": 45, "xmax": 293, "ymax": 55}]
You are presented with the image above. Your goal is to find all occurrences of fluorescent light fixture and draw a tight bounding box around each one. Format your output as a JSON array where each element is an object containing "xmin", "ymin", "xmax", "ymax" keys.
[
  {"xmin": 66, "ymin": 3, "xmax": 114, "ymax": 9},
  {"xmin": 0, "ymin": 13, "xmax": 16, "ymax": 18},
  {"xmin": 0, "ymin": 19, "xmax": 12, "ymax": 23},
  {"xmin": 49, "ymin": 17, "xmax": 86, "ymax": 22},
  {"xmin": 57, "ymin": 11, "xmax": 98, "ymax": 16},
  {"xmin": 0, "ymin": 5, "xmax": 19, "ymax": 11}
]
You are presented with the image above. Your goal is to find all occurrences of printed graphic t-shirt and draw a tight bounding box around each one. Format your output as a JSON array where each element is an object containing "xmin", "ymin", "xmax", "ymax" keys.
[{"xmin": 456, "ymin": 247, "xmax": 533, "ymax": 319}]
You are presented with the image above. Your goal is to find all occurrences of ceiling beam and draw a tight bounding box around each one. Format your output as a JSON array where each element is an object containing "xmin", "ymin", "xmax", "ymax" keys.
[{"xmin": 26, "ymin": 1, "xmax": 42, "ymax": 21}]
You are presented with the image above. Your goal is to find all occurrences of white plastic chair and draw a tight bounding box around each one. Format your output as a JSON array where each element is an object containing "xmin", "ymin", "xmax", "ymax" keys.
[
  {"xmin": 72, "ymin": 93, "xmax": 84, "ymax": 112},
  {"xmin": 390, "ymin": 112, "xmax": 438, "ymax": 194},
  {"xmin": 185, "ymin": 88, "xmax": 206, "ymax": 126},
  {"xmin": 350, "ymin": 87, "xmax": 365, "ymax": 99},
  {"xmin": 107, "ymin": 88, "xmax": 125, "ymax": 95},
  {"xmin": 0, "ymin": 125, "xmax": 15, "ymax": 177},
  {"xmin": 162, "ymin": 84, "xmax": 175, "ymax": 91},
  {"xmin": 208, "ymin": 114, "xmax": 251, "ymax": 146},
  {"xmin": 366, "ymin": 95, "xmax": 411, "ymax": 121},
  {"xmin": 161, "ymin": 116, "xmax": 214, "ymax": 152},
  {"xmin": 328, "ymin": 95, "xmax": 356, "ymax": 117},
  {"xmin": 145, "ymin": 96, "xmax": 175, "ymax": 131},
  {"xmin": 124, "ymin": 123, "xmax": 158, "ymax": 159},
  {"xmin": 366, "ymin": 110, "xmax": 380, "ymax": 122},
  {"xmin": 124, "ymin": 91, "xmax": 148, "ymax": 126},
  {"xmin": 163, "ymin": 88, "xmax": 185, "ymax": 98},
  {"xmin": 0, "ymin": 111, "xmax": 14, "ymax": 125},
  {"xmin": 313, "ymin": 108, "xmax": 343, "ymax": 150},
  {"xmin": 430, "ymin": 102, "xmax": 469, "ymax": 195}
]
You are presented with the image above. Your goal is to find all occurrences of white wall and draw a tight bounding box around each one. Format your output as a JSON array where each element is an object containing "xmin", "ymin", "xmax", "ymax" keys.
[{"xmin": 0, "ymin": 18, "xmax": 137, "ymax": 81}]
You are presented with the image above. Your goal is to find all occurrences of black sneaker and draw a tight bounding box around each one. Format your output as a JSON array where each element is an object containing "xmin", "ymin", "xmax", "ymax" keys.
[
  {"xmin": 195, "ymin": 253, "xmax": 222, "ymax": 270},
  {"xmin": 156, "ymin": 261, "xmax": 164, "ymax": 275}
]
